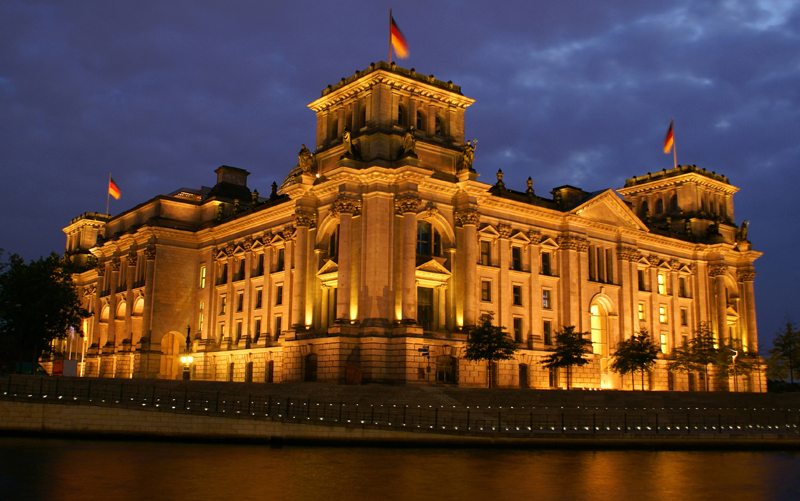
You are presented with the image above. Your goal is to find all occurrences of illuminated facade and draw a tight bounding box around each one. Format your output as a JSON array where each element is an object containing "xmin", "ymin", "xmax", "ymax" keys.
[{"xmin": 56, "ymin": 62, "xmax": 763, "ymax": 391}]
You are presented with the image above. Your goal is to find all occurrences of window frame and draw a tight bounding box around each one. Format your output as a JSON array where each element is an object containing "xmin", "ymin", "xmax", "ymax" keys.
[
  {"xmin": 542, "ymin": 289, "xmax": 552, "ymax": 310},
  {"xmin": 481, "ymin": 280, "xmax": 492, "ymax": 302}
]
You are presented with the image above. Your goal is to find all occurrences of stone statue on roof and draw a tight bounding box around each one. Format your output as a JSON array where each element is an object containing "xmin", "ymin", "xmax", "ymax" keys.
[
  {"xmin": 298, "ymin": 144, "xmax": 314, "ymax": 174},
  {"xmin": 342, "ymin": 128, "xmax": 362, "ymax": 160},
  {"xmin": 459, "ymin": 139, "xmax": 477, "ymax": 172},
  {"xmin": 736, "ymin": 220, "xmax": 749, "ymax": 242},
  {"xmin": 398, "ymin": 126, "xmax": 417, "ymax": 159}
]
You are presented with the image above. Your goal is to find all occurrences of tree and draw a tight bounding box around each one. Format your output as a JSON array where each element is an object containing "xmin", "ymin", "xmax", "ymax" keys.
[
  {"xmin": 463, "ymin": 312, "xmax": 518, "ymax": 388},
  {"xmin": 767, "ymin": 320, "xmax": 800, "ymax": 384},
  {"xmin": 0, "ymin": 251, "xmax": 88, "ymax": 374},
  {"xmin": 668, "ymin": 322, "xmax": 718, "ymax": 391},
  {"xmin": 715, "ymin": 339, "xmax": 758, "ymax": 391},
  {"xmin": 609, "ymin": 328, "xmax": 660, "ymax": 391},
  {"xmin": 540, "ymin": 325, "xmax": 592, "ymax": 389}
]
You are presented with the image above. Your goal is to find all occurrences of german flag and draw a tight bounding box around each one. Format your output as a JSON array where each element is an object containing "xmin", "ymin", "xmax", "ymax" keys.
[
  {"xmin": 391, "ymin": 16, "xmax": 409, "ymax": 59},
  {"xmin": 663, "ymin": 119, "xmax": 674, "ymax": 154},
  {"xmin": 108, "ymin": 177, "xmax": 121, "ymax": 200}
]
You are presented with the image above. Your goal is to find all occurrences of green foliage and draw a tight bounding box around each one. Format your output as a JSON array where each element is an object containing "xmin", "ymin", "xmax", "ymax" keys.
[
  {"xmin": 767, "ymin": 320, "xmax": 800, "ymax": 384},
  {"xmin": 0, "ymin": 250, "xmax": 88, "ymax": 374},
  {"xmin": 668, "ymin": 322, "xmax": 719, "ymax": 391},
  {"xmin": 464, "ymin": 312, "xmax": 518, "ymax": 388},
  {"xmin": 540, "ymin": 325, "xmax": 592, "ymax": 389},
  {"xmin": 609, "ymin": 328, "xmax": 660, "ymax": 390}
]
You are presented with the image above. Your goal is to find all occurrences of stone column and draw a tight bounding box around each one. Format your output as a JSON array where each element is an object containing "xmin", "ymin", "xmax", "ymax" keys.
[
  {"xmin": 124, "ymin": 253, "xmax": 136, "ymax": 344},
  {"xmin": 282, "ymin": 227, "xmax": 295, "ymax": 328},
  {"xmin": 242, "ymin": 242, "xmax": 253, "ymax": 344},
  {"xmin": 140, "ymin": 246, "xmax": 156, "ymax": 349},
  {"xmin": 396, "ymin": 194, "xmax": 420, "ymax": 323},
  {"xmin": 648, "ymin": 255, "xmax": 659, "ymax": 342},
  {"xmin": 528, "ymin": 231, "xmax": 542, "ymax": 348},
  {"xmin": 107, "ymin": 258, "xmax": 120, "ymax": 351},
  {"xmin": 497, "ymin": 224, "xmax": 512, "ymax": 329},
  {"xmin": 292, "ymin": 209, "xmax": 314, "ymax": 329},
  {"xmin": 91, "ymin": 266, "xmax": 103, "ymax": 351},
  {"xmin": 617, "ymin": 246, "xmax": 638, "ymax": 342},
  {"xmin": 456, "ymin": 208, "xmax": 480, "ymax": 328},
  {"xmin": 669, "ymin": 260, "xmax": 681, "ymax": 353},
  {"xmin": 710, "ymin": 265, "xmax": 728, "ymax": 342},
  {"xmin": 739, "ymin": 270, "xmax": 758, "ymax": 352},
  {"xmin": 333, "ymin": 197, "xmax": 360, "ymax": 321},
  {"xmin": 320, "ymin": 284, "xmax": 329, "ymax": 328}
]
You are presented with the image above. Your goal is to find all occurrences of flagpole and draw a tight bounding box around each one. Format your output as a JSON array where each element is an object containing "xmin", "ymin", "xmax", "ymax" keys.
[
  {"xmin": 106, "ymin": 173, "xmax": 111, "ymax": 215},
  {"xmin": 389, "ymin": 8, "xmax": 392, "ymax": 64},
  {"xmin": 672, "ymin": 118, "xmax": 678, "ymax": 170}
]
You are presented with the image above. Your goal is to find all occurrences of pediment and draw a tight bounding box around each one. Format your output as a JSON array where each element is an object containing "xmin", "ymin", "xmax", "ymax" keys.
[
  {"xmin": 509, "ymin": 230, "xmax": 530, "ymax": 244},
  {"xmin": 478, "ymin": 224, "xmax": 500, "ymax": 237},
  {"xmin": 416, "ymin": 259, "xmax": 451, "ymax": 275},
  {"xmin": 540, "ymin": 237, "xmax": 559, "ymax": 249},
  {"xmin": 215, "ymin": 250, "xmax": 228, "ymax": 260},
  {"xmin": 251, "ymin": 240, "xmax": 264, "ymax": 251},
  {"xmin": 570, "ymin": 190, "xmax": 648, "ymax": 230},
  {"xmin": 269, "ymin": 234, "xmax": 285, "ymax": 245},
  {"xmin": 317, "ymin": 259, "xmax": 339, "ymax": 276}
]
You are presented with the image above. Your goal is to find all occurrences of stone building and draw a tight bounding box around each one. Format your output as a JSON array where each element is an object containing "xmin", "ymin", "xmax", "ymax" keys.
[{"xmin": 55, "ymin": 62, "xmax": 763, "ymax": 391}]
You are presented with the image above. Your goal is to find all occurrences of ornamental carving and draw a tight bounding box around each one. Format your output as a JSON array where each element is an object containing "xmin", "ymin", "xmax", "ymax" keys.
[
  {"xmin": 617, "ymin": 245, "xmax": 640, "ymax": 262},
  {"xmin": 453, "ymin": 207, "xmax": 480, "ymax": 227},
  {"xmin": 126, "ymin": 252, "xmax": 138, "ymax": 266},
  {"xmin": 294, "ymin": 208, "xmax": 318, "ymax": 228},
  {"xmin": 95, "ymin": 263, "xmax": 105, "ymax": 277},
  {"xmin": 738, "ymin": 268, "xmax": 756, "ymax": 281},
  {"xmin": 689, "ymin": 263, "xmax": 698, "ymax": 275},
  {"xmin": 83, "ymin": 285, "xmax": 97, "ymax": 297},
  {"xmin": 424, "ymin": 205, "xmax": 439, "ymax": 219},
  {"xmin": 331, "ymin": 196, "xmax": 362, "ymax": 217},
  {"xmin": 394, "ymin": 194, "xmax": 421, "ymax": 215},
  {"xmin": 557, "ymin": 235, "xmax": 588, "ymax": 252},
  {"xmin": 282, "ymin": 226, "xmax": 296, "ymax": 241},
  {"xmin": 110, "ymin": 257, "xmax": 121, "ymax": 272},
  {"xmin": 224, "ymin": 243, "xmax": 235, "ymax": 257},
  {"xmin": 669, "ymin": 259, "xmax": 681, "ymax": 271},
  {"xmin": 708, "ymin": 265, "xmax": 727, "ymax": 277},
  {"xmin": 648, "ymin": 255, "xmax": 660, "ymax": 267},
  {"xmin": 497, "ymin": 224, "xmax": 513, "ymax": 239},
  {"xmin": 242, "ymin": 237, "xmax": 253, "ymax": 251},
  {"xmin": 144, "ymin": 246, "xmax": 156, "ymax": 261},
  {"xmin": 527, "ymin": 230, "xmax": 542, "ymax": 245}
]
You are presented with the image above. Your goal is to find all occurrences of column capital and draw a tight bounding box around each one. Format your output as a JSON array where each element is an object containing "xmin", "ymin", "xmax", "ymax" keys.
[
  {"xmin": 454, "ymin": 207, "xmax": 480, "ymax": 227},
  {"xmin": 738, "ymin": 268, "xmax": 756, "ymax": 281},
  {"xmin": 144, "ymin": 246, "xmax": 156, "ymax": 261},
  {"xmin": 709, "ymin": 264, "xmax": 727, "ymax": 277},
  {"xmin": 527, "ymin": 230, "xmax": 542, "ymax": 245},
  {"xmin": 669, "ymin": 259, "xmax": 681, "ymax": 271},
  {"xmin": 497, "ymin": 223, "xmax": 512, "ymax": 239},
  {"xmin": 394, "ymin": 193, "xmax": 421, "ymax": 215},
  {"xmin": 617, "ymin": 245, "xmax": 640, "ymax": 262},
  {"xmin": 110, "ymin": 257, "xmax": 121, "ymax": 272},
  {"xmin": 332, "ymin": 195, "xmax": 362, "ymax": 217},
  {"xmin": 294, "ymin": 207, "xmax": 318, "ymax": 228},
  {"xmin": 282, "ymin": 225, "xmax": 296, "ymax": 241},
  {"xmin": 125, "ymin": 251, "xmax": 138, "ymax": 266},
  {"xmin": 557, "ymin": 234, "xmax": 588, "ymax": 252}
]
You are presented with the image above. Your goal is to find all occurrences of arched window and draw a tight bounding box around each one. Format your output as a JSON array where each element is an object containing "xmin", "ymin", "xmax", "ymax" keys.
[
  {"xmin": 100, "ymin": 305, "xmax": 110, "ymax": 321},
  {"xmin": 398, "ymin": 104, "xmax": 406, "ymax": 126},
  {"xmin": 590, "ymin": 301, "xmax": 608, "ymax": 372},
  {"xmin": 655, "ymin": 198, "xmax": 664, "ymax": 214},
  {"xmin": 670, "ymin": 195, "xmax": 679, "ymax": 212},
  {"xmin": 416, "ymin": 110, "xmax": 425, "ymax": 131},
  {"xmin": 640, "ymin": 201, "xmax": 649, "ymax": 218},
  {"xmin": 416, "ymin": 221, "xmax": 442, "ymax": 257}
]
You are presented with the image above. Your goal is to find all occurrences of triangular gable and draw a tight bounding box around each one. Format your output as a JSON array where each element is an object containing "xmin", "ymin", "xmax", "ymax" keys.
[
  {"xmin": 637, "ymin": 256, "xmax": 651, "ymax": 266},
  {"xmin": 570, "ymin": 189, "xmax": 648, "ymax": 231},
  {"xmin": 269, "ymin": 233, "xmax": 285, "ymax": 245},
  {"xmin": 416, "ymin": 259, "xmax": 451, "ymax": 275},
  {"xmin": 251, "ymin": 240, "xmax": 264, "ymax": 251},
  {"xmin": 509, "ymin": 230, "xmax": 531, "ymax": 245},
  {"xmin": 215, "ymin": 250, "xmax": 228, "ymax": 260},
  {"xmin": 540, "ymin": 237, "xmax": 559, "ymax": 250},
  {"xmin": 726, "ymin": 305, "xmax": 739, "ymax": 318},
  {"xmin": 478, "ymin": 224, "xmax": 500, "ymax": 237},
  {"xmin": 232, "ymin": 244, "xmax": 246, "ymax": 256},
  {"xmin": 317, "ymin": 259, "xmax": 339, "ymax": 276},
  {"xmin": 679, "ymin": 264, "xmax": 692, "ymax": 274},
  {"xmin": 658, "ymin": 261, "xmax": 672, "ymax": 271}
]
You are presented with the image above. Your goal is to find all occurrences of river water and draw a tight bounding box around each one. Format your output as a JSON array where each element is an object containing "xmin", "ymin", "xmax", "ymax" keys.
[{"xmin": 1, "ymin": 437, "xmax": 798, "ymax": 500}]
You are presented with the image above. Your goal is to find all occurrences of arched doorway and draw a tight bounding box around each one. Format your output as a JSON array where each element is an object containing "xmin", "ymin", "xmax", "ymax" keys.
[
  {"xmin": 159, "ymin": 331, "xmax": 185, "ymax": 380},
  {"xmin": 519, "ymin": 364, "xmax": 529, "ymax": 389},
  {"xmin": 304, "ymin": 353, "xmax": 317, "ymax": 382},
  {"xmin": 436, "ymin": 355, "xmax": 457, "ymax": 384},
  {"xmin": 590, "ymin": 300, "xmax": 609, "ymax": 388}
]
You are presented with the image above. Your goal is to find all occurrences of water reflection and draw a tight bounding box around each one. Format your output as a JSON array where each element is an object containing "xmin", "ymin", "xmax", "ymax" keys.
[{"xmin": 1, "ymin": 438, "xmax": 798, "ymax": 501}]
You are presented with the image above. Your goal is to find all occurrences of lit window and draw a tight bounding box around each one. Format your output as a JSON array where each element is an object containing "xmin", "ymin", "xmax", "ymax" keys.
[
  {"xmin": 513, "ymin": 285, "xmax": 522, "ymax": 306},
  {"xmin": 657, "ymin": 273, "xmax": 666, "ymax": 295},
  {"xmin": 638, "ymin": 303, "xmax": 646, "ymax": 321},
  {"xmin": 481, "ymin": 281, "xmax": 492, "ymax": 302},
  {"xmin": 199, "ymin": 265, "xmax": 206, "ymax": 288},
  {"xmin": 660, "ymin": 332, "xmax": 668, "ymax": 353},
  {"xmin": 480, "ymin": 241, "xmax": 491, "ymax": 266},
  {"xmin": 659, "ymin": 305, "xmax": 668, "ymax": 323},
  {"xmin": 542, "ymin": 289, "xmax": 551, "ymax": 309}
]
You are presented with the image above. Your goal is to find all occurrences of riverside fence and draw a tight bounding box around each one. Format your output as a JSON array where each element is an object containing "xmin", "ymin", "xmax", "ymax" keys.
[{"xmin": 2, "ymin": 375, "xmax": 798, "ymax": 437}]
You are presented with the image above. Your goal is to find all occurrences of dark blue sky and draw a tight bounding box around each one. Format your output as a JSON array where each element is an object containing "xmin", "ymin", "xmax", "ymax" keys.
[{"xmin": 2, "ymin": 1, "xmax": 798, "ymax": 347}]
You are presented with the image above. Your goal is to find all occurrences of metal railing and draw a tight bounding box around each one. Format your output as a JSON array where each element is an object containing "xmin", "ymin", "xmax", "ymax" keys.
[{"xmin": 2, "ymin": 375, "xmax": 798, "ymax": 437}]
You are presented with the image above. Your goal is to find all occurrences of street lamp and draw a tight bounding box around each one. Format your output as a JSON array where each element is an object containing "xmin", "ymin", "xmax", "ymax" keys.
[
  {"xmin": 729, "ymin": 347, "xmax": 738, "ymax": 392},
  {"xmin": 180, "ymin": 325, "xmax": 193, "ymax": 380}
]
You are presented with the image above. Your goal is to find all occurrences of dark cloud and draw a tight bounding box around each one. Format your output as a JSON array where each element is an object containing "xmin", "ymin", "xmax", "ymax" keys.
[{"xmin": 1, "ymin": 0, "xmax": 798, "ymax": 345}]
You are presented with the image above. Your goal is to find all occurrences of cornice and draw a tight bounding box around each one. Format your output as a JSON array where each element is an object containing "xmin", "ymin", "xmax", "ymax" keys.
[{"xmin": 617, "ymin": 172, "xmax": 739, "ymax": 196}]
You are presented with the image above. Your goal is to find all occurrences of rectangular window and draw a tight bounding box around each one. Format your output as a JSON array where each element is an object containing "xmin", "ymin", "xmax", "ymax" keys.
[
  {"xmin": 219, "ymin": 263, "xmax": 228, "ymax": 285},
  {"xmin": 480, "ymin": 241, "xmax": 491, "ymax": 266},
  {"xmin": 236, "ymin": 320, "xmax": 243, "ymax": 344},
  {"xmin": 511, "ymin": 247, "xmax": 522, "ymax": 271},
  {"xmin": 219, "ymin": 294, "xmax": 227, "ymax": 315},
  {"xmin": 416, "ymin": 221, "xmax": 431, "ymax": 255},
  {"xmin": 255, "ymin": 287, "xmax": 263, "ymax": 309},
  {"xmin": 256, "ymin": 254, "xmax": 264, "ymax": 276},
  {"xmin": 275, "ymin": 316, "xmax": 282, "ymax": 340},
  {"xmin": 588, "ymin": 245, "xmax": 596, "ymax": 281},
  {"xmin": 481, "ymin": 280, "xmax": 492, "ymax": 302},
  {"xmin": 235, "ymin": 260, "xmax": 245, "ymax": 281},
  {"xmin": 512, "ymin": 285, "xmax": 522, "ymax": 306},
  {"xmin": 680, "ymin": 308, "xmax": 688, "ymax": 326},
  {"xmin": 596, "ymin": 247, "xmax": 605, "ymax": 282},
  {"xmin": 218, "ymin": 323, "xmax": 226, "ymax": 343},
  {"xmin": 638, "ymin": 303, "xmax": 646, "ymax": 321},
  {"xmin": 275, "ymin": 285, "xmax": 283, "ymax": 305},
  {"xmin": 638, "ymin": 269, "xmax": 646, "ymax": 291},
  {"xmin": 542, "ymin": 289, "xmax": 551, "ymax": 309},
  {"xmin": 513, "ymin": 317, "xmax": 523, "ymax": 343},
  {"xmin": 606, "ymin": 248, "xmax": 613, "ymax": 283},
  {"xmin": 681, "ymin": 335, "xmax": 688, "ymax": 347},
  {"xmin": 659, "ymin": 305, "xmax": 668, "ymax": 323},
  {"xmin": 199, "ymin": 312, "xmax": 204, "ymax": 333},
  {"xmin": 237, "ymin": 291, "xmax": 244, "ymax": 312},
  {"xmin": 541, "ymin": 252, "xmax": 551, "ymax": 276},
  {"xmin": 543, "ymin": 320, "xmax": 552, "ymax": 345},
  {"xmin": 660, "ymin": 332, "xmax": 668, "ymax": 354},
  {"xmin": 254, "ymin": 318, "xmax": 261, "ymax": 340},
  {"xmin": 679, "ymin": 277, "xmax": 687, "ymax": 297},
  {"xmin": 276, "ymin": 248, "xmax": 285, "ymax": 271},
  {"xmin": 199, "ymin": 265, "xmax": 206, "ymax": 288},
  {"xmin": 657, "ymin": 273, "xmax": 666, "ymax": 295},
  {"xmin": 433, "ymin": 229, "xmax": 442, "ymax": 257}
]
